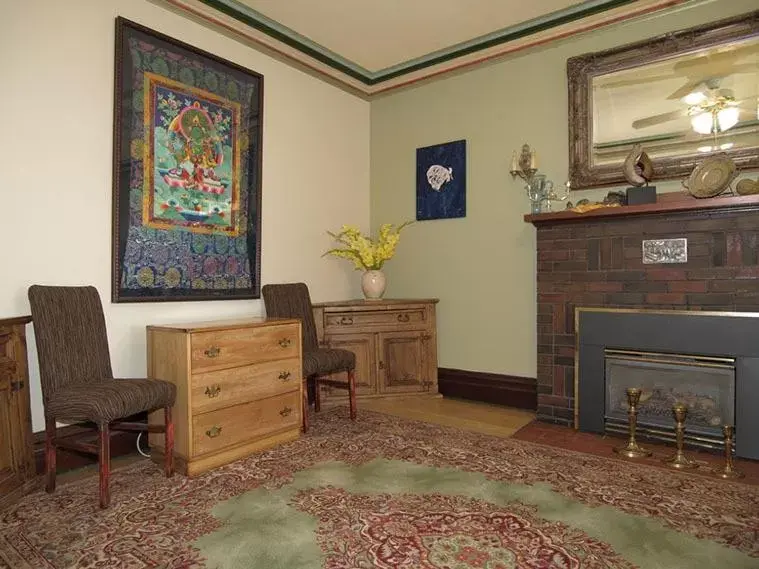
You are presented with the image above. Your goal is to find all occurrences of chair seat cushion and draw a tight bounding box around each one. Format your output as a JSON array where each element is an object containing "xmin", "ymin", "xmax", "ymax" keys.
[
  {"xmin": 46, "ymin": 378, "xmax": 177, "ymax": 422},
  {"xmin": 303, "ymin": 348, "xmax": 356, "ymax": 377}
]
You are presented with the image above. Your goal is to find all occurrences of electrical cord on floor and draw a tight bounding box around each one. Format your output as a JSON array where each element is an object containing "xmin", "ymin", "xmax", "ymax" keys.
[{"xmin": 136, "ymin": 432, "xmax": 151, "ymax": 458}]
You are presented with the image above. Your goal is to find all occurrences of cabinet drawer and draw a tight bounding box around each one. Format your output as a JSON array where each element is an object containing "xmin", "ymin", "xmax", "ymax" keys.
[
  {"xmin": 191, "ymin": 358, "xmax": 301, "ymax": 413},
  {"xmin": 193, "ymin": 391, "xmax": 301, "ymax": 456},
  {"xmin": 191, "ymin": 323, "xmax": 300, "ymax": 371},
  {"xmin": 324, "ymin": 308, "xmax": 426, "ymax": 332}
]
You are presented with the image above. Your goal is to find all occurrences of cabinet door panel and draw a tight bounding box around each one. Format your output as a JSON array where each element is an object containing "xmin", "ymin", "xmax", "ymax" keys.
[
  {"xmin": 379, "ymin": 331, "xmax": 429, "ymax": 394},
  {"xmin": 323, "ymin": 333, "xmax": 377, "ymax": 396},
  {"xmin": 0, "ymin": 322, "xmax": 34, "ymax": 509}
]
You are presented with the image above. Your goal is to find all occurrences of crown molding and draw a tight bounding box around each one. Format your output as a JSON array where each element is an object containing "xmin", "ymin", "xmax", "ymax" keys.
[{"xmin": 155, "ymin": 0, "xmax": 689, "ymax": 96}]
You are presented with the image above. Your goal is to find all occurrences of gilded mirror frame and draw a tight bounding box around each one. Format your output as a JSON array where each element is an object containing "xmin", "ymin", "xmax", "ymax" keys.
[{"xmin": 567, "ymin": 11, "xmax": 759, "ymax": 190}]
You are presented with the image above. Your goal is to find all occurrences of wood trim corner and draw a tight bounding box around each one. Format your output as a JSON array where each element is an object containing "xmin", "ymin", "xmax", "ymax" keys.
[{"xmin": 438, "ymin": 368, "xmax": 537, "ymax": 410}]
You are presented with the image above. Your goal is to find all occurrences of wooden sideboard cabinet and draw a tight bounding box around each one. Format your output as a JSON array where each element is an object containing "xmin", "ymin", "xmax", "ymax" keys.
[
  {"xmin": 0, "ymin": 316, "xmax": 35, "ymax": 510},
  {"xmin": 147, "ymin": 318, "xmax": 302, "ymax": 477},
  {"xmin": 312, "ymin": 299, "xmax": 439, "ymax": 402}
]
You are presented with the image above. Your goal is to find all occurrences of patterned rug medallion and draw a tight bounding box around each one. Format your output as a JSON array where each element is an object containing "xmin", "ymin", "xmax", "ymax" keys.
[{"xmin": 1, "ymin": 408, "xmax": 757, "ymax": 569}]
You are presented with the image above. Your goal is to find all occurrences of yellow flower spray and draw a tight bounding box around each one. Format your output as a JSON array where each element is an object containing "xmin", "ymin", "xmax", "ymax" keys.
[{"xmin": 323, "ymin": 222, "xmax": 413, "ymax": 270}]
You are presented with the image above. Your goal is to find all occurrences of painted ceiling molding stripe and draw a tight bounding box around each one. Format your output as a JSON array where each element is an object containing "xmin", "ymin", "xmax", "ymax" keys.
[
  {"xmin": 157, "ymin": 0, "xmax": 690, "ymax": 96},
  {"xmin": 158, "ymin": 0, "xmax": 373, "ymax": 95},
  {"xmin": 198, "ymin": 0, "xmax": 641, "ymax": 85},
  {"xmin": 371, "ymin": 0, "xmax": 641, "ymax": 80},
  {"xmin": 370, "ymin": 0, "xmax": 689, "ymax": 95},
  {"xmin": 198, "ymin": 0, "xmax": 373, "ymax": 81}
]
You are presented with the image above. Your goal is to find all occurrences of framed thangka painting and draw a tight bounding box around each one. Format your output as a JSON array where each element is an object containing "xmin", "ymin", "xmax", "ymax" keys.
[
  {"xmin": 112, "ymin": 18, "xmax": 263, "ymax": 302},
  {"xmin": 416, "ymin": 139, "xmax": 466, "ymax": 221}
]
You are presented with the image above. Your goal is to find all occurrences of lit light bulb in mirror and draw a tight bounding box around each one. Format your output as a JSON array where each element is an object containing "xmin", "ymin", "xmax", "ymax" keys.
[
  {"xmin": 683, "ymin": 91, "xmax": 706, "ymax": 105},
  {"xmin": 691, "ymin": 112, "xmax": 713, "ymax": 135},
  {"xmin": 717, "ymin": 107, "xmax": 739, "ymax": 132}
]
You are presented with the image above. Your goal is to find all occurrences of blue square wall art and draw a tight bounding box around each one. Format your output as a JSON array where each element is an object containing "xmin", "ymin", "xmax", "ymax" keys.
[{"xmin": 416, "ymin": 139, "xmax": 466, "ymax": 221}]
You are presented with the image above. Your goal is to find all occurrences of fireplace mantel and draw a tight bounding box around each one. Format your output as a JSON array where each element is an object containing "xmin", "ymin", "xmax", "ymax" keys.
[{"xmin": 525, "ymin": 192, "xmax": 759, "ymax": 225}]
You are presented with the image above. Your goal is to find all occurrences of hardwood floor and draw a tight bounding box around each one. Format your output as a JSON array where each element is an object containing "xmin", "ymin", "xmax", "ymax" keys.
[{"xmin": 359, "ymin": 396, "xmax": 536, "ymax": 438}]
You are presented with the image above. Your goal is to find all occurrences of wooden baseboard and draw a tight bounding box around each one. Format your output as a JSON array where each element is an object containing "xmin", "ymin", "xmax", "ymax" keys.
[
  {"xmin": 32, "ymin": 421, "xmax": 143, "ymax": 475},
  {"xmin": 438, "ymin": 368, "xmax": 537, "ymax": 410}
]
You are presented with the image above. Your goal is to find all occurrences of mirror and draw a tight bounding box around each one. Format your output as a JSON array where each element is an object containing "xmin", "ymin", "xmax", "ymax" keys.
[{"xmin": 568, "ymin": 11, "xmax": 759, "ymax": 189}]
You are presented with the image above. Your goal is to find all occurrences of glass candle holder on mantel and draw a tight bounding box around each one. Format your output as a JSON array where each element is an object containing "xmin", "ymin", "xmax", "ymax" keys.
[
  {"xmin": 526, "ymin": 175, "xmax": 553, "ymax": 214},
  {"xmin": 528, "ymin": 177, "xmax": 571, "ymax": 214}
]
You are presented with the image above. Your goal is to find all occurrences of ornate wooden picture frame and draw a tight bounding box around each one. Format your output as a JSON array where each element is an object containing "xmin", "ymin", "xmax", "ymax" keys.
[
  {"xmin": 567, "ymin": 11, "xmax": 759, "ymax": 190},
  {"xmin": 112, "ymin": 18, "xmax": 263, "ymax": 302}
]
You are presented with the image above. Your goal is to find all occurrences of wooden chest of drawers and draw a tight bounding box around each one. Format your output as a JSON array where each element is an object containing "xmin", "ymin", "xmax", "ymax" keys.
[
  {"xmin": 313, "ymin": 299, "xmax": 439, "ymax": 402},
  {"xmin": 147, "ymin": 318, "xmax": 302, "ymax": 477}
]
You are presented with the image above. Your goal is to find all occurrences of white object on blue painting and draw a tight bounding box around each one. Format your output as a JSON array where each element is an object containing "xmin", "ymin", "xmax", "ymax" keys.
[{"xmin": 426, "ymin": 165, "xmax": 453, "ymax": 191}]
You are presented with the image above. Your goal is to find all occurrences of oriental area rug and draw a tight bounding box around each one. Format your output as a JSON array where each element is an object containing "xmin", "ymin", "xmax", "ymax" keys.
[{"xmin": 1, "ymin": 409, "xmax": 757, "ymax": 569}]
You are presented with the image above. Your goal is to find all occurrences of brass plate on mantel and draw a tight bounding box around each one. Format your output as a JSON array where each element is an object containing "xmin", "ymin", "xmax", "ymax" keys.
[{"xmin": 684, "ymin": 156, "xmax": 736, "ymax": 198}]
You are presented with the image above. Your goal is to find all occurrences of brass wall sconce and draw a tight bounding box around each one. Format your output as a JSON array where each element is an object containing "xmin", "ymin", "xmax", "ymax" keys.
[
  {"xmin": 510, "ymin": 143, "xmax": 568, "ymax": 214},
  {"xmin": 509, "ymin": 143, "xmax": 539, "ymax": 184}
]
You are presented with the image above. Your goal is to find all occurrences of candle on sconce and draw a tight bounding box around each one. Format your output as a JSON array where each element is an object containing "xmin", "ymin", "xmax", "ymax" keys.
[
  {"xmin": 530, "ymin": 151, "xmax": 538, "ymax": 170},
  {"xmin": 510, "ymin": 151, "xmax": 518, "ymax": 172}
]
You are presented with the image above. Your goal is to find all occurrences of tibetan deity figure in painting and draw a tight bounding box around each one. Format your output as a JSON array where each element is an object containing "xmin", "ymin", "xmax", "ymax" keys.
[
  {"xmin": 165, "ymin": 105, "xmax": 225, "ymax": 193},
  {"xmin": 144, "ymin": 76, "xmax": 241, "ymax": 237}
]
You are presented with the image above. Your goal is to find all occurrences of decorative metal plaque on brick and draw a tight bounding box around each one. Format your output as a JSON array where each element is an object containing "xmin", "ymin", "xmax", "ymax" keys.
[{"xmin": 642, "ymin": 238, "xmax": 687, "ymax": 264}]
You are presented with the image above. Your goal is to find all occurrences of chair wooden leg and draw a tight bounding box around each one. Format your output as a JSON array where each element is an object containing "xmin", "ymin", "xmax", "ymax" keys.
[
  {"xmin": 314, "ymin": 377, "xmax": 322, "ymax": 413},
  {"xmin": 99, "ymin": 422, "xmax": 111, "ymax": 509},
  {"xmin": 348, "ymin": 369, "xmax": 357, "ymax": 421},
  {"xmin": 302, "ymin": 381, "xmax": 309, "ymax": 433},
  {"xmin": 164, "ymin": 406, "xmax": 174, "ymax": 478},
  {"xmin": 44, "ymin": 416, "xmax": 57, "ymax": 494}
]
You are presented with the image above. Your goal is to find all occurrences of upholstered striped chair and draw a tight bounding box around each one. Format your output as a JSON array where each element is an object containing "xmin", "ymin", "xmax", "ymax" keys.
[
  {"xmin": 262, "ymin": 283, "xmax": 356, "ymax": 432},
  {"xmin": 28, "ymin": 285, "xmax": 176, "ymax": 508}
]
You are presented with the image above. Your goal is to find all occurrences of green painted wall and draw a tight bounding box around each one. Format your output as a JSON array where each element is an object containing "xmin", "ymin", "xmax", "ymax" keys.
[{"xmin": 370, "ymin": 0, "xmax": 758, "ymax": 378}]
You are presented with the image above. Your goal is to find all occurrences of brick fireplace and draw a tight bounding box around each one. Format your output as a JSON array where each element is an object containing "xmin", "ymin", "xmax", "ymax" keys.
[{"xmin": 527, "ymin": 193, "xmax": 759, "ymax": 428}]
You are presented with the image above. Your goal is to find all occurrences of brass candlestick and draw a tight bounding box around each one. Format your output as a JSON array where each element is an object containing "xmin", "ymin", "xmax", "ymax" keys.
[
  {"xmin": 716, "ymin": 425, "xmax": 744, "ymax": 479},
  {"xmin": 613, "ymin": 387, "xmax": 652, "ymax": 458},
  {"xmin": 663, "ymin": 403, "xmax": 698, "ymax": 470}
]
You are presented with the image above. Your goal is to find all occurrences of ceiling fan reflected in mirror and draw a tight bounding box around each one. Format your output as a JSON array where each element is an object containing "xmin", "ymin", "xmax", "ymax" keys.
[
  {"xmin": 631, "ymin": 77, "xmax": 757, "ymax": 134},
  {"xmin": 597, "ymin": 40, "xmax": 758, "ymax": 96}
]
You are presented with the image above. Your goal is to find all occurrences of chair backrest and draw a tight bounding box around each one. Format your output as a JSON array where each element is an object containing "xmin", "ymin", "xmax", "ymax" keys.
[
  {"xmin": 262, "ymin": 283, "xmax": 319, "ymax": 352},
  {"xmin": 28, "ymin": 285, "xmax": 113, "ymax": 403}
]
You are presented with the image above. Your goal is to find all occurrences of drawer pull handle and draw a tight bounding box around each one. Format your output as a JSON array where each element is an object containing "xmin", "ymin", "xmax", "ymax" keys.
[
  {"xmin": 279, "ymin": 371, "xmax": 292, "ymax": 381},
  {"xmin": 205, "ymin": 425, "xmax": 222, "ymax": 438},
  {"xmin": 278, "ymin": 338, "xmax": 292, "ymax": 348},
  {"xmin": 340, "ymin": 316, "xmax": 354, "ymax": 325},
  {"xmin": 204, "ymin": 384, "xmax": 222, "ymax": 398},
  {"xmin": 397, "ymin": 313, "xmax": 410, "ymax": 323},
  {"xmin": 279, "ymin": 406, "xmax": 293, "ymax": 417},
  {"xmin": 204, "ymin": 346, "xmax": 221, "ymax": 358}
]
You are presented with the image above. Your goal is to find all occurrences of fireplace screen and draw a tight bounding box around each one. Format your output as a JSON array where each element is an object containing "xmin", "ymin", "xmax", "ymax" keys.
[{"xmin": 604, "ymin": 349, "xmax": 735, "ymax": 444}]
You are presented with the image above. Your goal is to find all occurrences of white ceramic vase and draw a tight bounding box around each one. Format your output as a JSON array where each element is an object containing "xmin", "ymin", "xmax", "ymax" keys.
[{"xmin": 361, "ymin": 270, "xmax": 386, "ymax": 300}]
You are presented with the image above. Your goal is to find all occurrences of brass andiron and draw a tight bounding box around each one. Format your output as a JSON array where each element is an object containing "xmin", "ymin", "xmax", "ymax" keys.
[
  {"xmin": 716, "ymin": 425, "xmax": 744, "ymax": 480},
  {"xmin": 613, "ymin": 387, "xmax": 652, "ymax": 458},
  {"xmin": 663, "ymin": 403, "xmax": 698, "ymax": 470}
]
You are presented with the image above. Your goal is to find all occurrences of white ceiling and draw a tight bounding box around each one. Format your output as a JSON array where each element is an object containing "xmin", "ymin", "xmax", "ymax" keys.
[{"xmin": 236, "ymin": 0, "xmax": 582, "ymax": 72}]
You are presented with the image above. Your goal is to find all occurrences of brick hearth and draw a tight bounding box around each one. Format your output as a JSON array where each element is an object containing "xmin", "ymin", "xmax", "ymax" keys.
[{"xmin": 528, "ymin": 198, "xmax": 759, "ymax": 426}]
